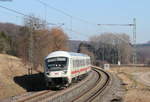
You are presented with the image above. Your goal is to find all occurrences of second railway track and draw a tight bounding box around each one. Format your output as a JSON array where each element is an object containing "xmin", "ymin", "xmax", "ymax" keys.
[{"xmin": 72, "ymin": 66, "xmax": 111, "ymax": 102}]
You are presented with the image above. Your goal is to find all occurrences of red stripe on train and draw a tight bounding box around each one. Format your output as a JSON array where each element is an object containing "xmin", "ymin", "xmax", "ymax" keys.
[{"xmin": 71, "ymin": 67, "xmax": 91, "ymax": 74}]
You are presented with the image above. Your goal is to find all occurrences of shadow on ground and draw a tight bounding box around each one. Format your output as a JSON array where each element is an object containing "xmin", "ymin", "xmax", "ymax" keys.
[{"xmin": 13, "ymin": 73, "xmax": 47, "ymax": 92}]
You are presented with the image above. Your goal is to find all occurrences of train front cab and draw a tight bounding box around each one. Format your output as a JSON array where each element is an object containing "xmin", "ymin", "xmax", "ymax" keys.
[{"xmin": 44, "ymin": 57, "xmax": 71, "ymax": 88}]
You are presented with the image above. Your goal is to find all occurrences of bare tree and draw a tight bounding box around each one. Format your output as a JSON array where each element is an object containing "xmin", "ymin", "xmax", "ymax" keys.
[
  {"xmin": 78, "ymin": 43, "xmax": 95, "ymax": 64},
  {"xmin": 0, "ymin": 31, "xmax": 11, "ymax": 54},
  {"xmin": 17, "ymin": 15, "xmax": 47, "ymax": 73},
  {"xmin": 17, "ymin": 19, "xmax": 69, "ymax": 72},
  {"xmin": 49, "ymin": 28, "xmax": 69, "ymax": 51},
  {"xmin": 89, "ymin": 33, "xmax": 133, "ymax": 64},
  {"xmin": 0, "ymin": 15, "xmax": 69, "ymax": 72}
]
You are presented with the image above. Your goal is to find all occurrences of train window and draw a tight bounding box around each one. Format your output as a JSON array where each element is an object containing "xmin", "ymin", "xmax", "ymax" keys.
[
  {"xmin": 84, "ymin": 59, "xmax": 86, "ymax": 66},
  {"xmin": 73, "ymin": 60, "xmax": 75, "ymax": 68},
  {"xmin": 81, "ymin": 60, "xmax": 83, "ymax": 66},
  {"xmin": 82, "ymin": 60, "xmax": 84, "ymax": 66},
  {"xmin": 74, "ymin": 60, "xmax": 76, "ymax": 68},
  {"xmin": 77, "ymin": 60, "xmax": 78, "ymax": 67},
  {"xmin": 79, "ymin": 60, "xmax": 81, "ymax": 66},
  {"xmin": 75, "ymin": 60, "xmax": 77, "ymax": 67},
  {"xmin": 73, "ymin": 60, "xmax": 74, "ymax": 67},
  {"xmin": 86, "ymin": 59, "xmax": 88, "ymax": 65},
  {"xmin": 83, "ymin": 59, "xmax": 84, "ymax": 66},
  {"xmin": 78, "ymin": 60, "xmax": 81, "ymax": 67},
  {"xmin": 74, "ymin": 60, "xmax": 77, "ymax": 68},
  {"xmin": 46, "ymin": 57, "xmax": 68, "ymax": 71},
  {"xmin": 89, "ymin": 59, "xmax": 91, "ymax": 65},
  {"xmin": 77, "ymin": 60, "xmax": 79, "ymax": 67},
  {"xmin": 80, "ymin": 60, "xmax": 82, "ymax": 66},
  {"xmin": 72, "ymin": 60, "xmax": 74, "ymax": 68}
]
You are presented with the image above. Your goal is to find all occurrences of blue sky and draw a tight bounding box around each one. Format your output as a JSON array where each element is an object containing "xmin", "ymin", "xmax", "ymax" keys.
[{"xmin": 0, "ymin": 0, "xmax": 149, "ymax": 43}]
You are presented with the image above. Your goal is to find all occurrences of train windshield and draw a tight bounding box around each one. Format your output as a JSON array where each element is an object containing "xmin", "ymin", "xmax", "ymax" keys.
[{"xmin": 46, "ymin": 57, "xmax": 68, "ymax": 71}]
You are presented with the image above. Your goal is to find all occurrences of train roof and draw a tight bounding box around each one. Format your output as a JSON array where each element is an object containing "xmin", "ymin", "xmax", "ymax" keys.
[{"xmin": 45, "ymin": 51, "xmax": 89, "ymax": 59}]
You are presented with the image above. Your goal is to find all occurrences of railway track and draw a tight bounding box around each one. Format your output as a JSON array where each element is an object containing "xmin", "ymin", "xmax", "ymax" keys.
[
  {"xmin": 16, "ymin": 91, "xmax": 57, "ymax": 102},
  {"xmin": 72, "ymin": 66, "xmax": 111, "ymax": 102},
  {"xmin": 10, "ymin": 68, "xmax": 94, "ymax": 102},
  {"xmin": 9, "ymin": 66, "xmax": 111, "ymax": 102}
]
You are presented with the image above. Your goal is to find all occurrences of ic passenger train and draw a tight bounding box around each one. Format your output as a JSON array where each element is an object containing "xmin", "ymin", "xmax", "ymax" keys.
[{"xmin": 44, "ymin": 51, "xmax": 91, "ymax": 87}]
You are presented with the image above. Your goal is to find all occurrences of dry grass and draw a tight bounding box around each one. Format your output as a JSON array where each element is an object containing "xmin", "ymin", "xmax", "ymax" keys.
[
  {"xmin": 110, "ymin": 66, "xmax": 150, "ymax": 102},
  {"xmin": 0, "ymin": 54, "xmax": 28, "ymax": 99},
  {"xmin": 125, "ymin": 89, "xmax": 150, "ymax": 102}
]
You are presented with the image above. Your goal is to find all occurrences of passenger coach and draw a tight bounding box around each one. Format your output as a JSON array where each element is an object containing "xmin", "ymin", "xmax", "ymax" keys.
[{"xmin": 44, "ymin": 51, "xmax": 91, "ymax": 87}]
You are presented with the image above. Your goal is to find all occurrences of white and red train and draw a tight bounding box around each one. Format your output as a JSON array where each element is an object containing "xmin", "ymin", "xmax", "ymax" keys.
[{"xmin": 44, "ymin": 51, "xmax": 91, "ymax": 87}]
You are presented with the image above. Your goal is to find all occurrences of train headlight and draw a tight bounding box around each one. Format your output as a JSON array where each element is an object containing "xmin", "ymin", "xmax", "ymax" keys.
[
  {"xmin": 46, "ymin": 72, "xmax": 50, "ymax": 75},
  {"xmin": 63, "ymin": 70, "xmax": 67, "ymax": 74}
]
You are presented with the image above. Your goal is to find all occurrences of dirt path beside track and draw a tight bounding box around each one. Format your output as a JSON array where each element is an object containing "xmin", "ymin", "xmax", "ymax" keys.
[{"xmin": 110, "ymin": 67, "xmax": 150, "ymax": 102}]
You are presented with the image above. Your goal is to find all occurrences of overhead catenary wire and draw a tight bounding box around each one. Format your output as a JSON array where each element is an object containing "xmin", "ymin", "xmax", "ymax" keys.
[
  {"xmin": 97, "ymin": 24, "xmax": 134, "ymax": 26},
  {"xmin": 0, "ymin": 5, "xmax": 62, "ymax": 26},
  {"xmin": 34, "ymin": 0, "xmax": 136, "ymax": 45},
  {"xmin": 0, "ymin": 5, "xmax": 27, "ymax": 17},
  {"xmin": 34, "ymin": 0, "xmax": 96, "ymax": 26},
  {"xmin": 0, "ymin": 5, "xmax": 57, "ymax": 74},
  {"xmin": 0, "ymin": 5, "xmax": 88, "ymax": 39},
  {"xmin": 0, "ymin": 5, "xmax": 35, "ymax": 75},
  {"xmin": 0, "ymin": 4, "xmax": 134, "ymax": 44},
  {"xmin": 63, "ymin": 27, "xmax": 89, "ymax": 39},
  {"xmin": 35, "ymin": 0, "xmax": 71, "ymax": 17},
  {"xmin": 97, "ymin": 20, "xmax": 137, "ymax": 64},
  {"xmin": 0, "ymin": 3, "xmax": 137, "ymax": 64},
  {"xmin": 97, "ymin": 23, "xmax": 135, "ymax": 44}
]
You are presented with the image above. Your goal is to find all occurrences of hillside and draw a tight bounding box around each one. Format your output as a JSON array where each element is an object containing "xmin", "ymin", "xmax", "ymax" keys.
[
  {"xmin": 136, "ymin": 44, "xmax": 150, "ymax": 63},
  {"xmin": 68, "ymin": 40, "xmax": 88, "ymax": 52},
  {"xmin": 68, "ymin": 40, "xmax": 82, "ymax": 52},
  {"xmin": 0, "ymin": 22, "xmax": 21, "ymax": 37},
  {"xmin": 0, "ymin": 54, "xmax": 27, "ymax": 99},
  {"xmin": 68, "ymin": 40, "xmax": 150, "ymax": 63}
]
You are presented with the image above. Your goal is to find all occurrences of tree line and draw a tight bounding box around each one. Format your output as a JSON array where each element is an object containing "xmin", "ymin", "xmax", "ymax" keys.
[
  {"xmin": 0, "ymin": 16, "xmax": 69, "ymax": 71},
  {"xmin": 78, "ymin": 33, "xmax": 133, "ymax": 65},
  {"xmin": 1, "ymin": 15, "xmax": 149, "ymax": 68}
]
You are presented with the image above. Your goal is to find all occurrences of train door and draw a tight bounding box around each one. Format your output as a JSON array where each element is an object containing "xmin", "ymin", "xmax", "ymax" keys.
[{"xmin": 68, "ymin": 58, "xmax": 72, "ymax": 84}]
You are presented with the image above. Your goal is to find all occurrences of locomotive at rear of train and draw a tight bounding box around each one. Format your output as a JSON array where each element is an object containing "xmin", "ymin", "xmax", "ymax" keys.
[{"xmin": 44, "ymin": 51, "xmax": 91, "ymax": 87}]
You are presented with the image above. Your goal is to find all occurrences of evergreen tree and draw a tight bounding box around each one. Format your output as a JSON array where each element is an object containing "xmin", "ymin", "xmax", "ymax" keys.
[{"xmin": 0, "ymin": 31, "xmax": 11, "ymax": 53}]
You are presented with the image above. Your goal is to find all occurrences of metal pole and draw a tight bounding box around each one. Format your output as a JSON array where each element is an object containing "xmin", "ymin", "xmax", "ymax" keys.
[
  {"xmin": 70, "ymin": 16, "xmax": 72, "ymax": 31},
  {"xmin": 97, "ymin": 20, "xmax": 136, "ymax": 64},
  {"xmin": 102, "ymin": 44, "xmax": 105, "ymax": 61},
  {"xmin": 28, "ymin": 21, "xmax": 34, "ymax": 75},
  {"xmin": 133, "ymin": 18, "xmax": 137, "ymax": 64}
]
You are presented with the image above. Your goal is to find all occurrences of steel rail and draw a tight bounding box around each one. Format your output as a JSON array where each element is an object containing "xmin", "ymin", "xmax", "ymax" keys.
[
  {"xmin": 11, "ymin": 66, "xmax": 111, "ymax": 102},
  {"xmin": 72, "ymin": 66, "xmax": 111, "ymax": 102},
  {"xmin": 13, "ymin": 70, "xmax": 94, "ymax": 102},
  {"xmin": 86, "ymin": 66, "xmax": 111, "ymax": 102},
  {"xmin": 14, "ymin": 90, "xmax": 53, "ymax": 102}
]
